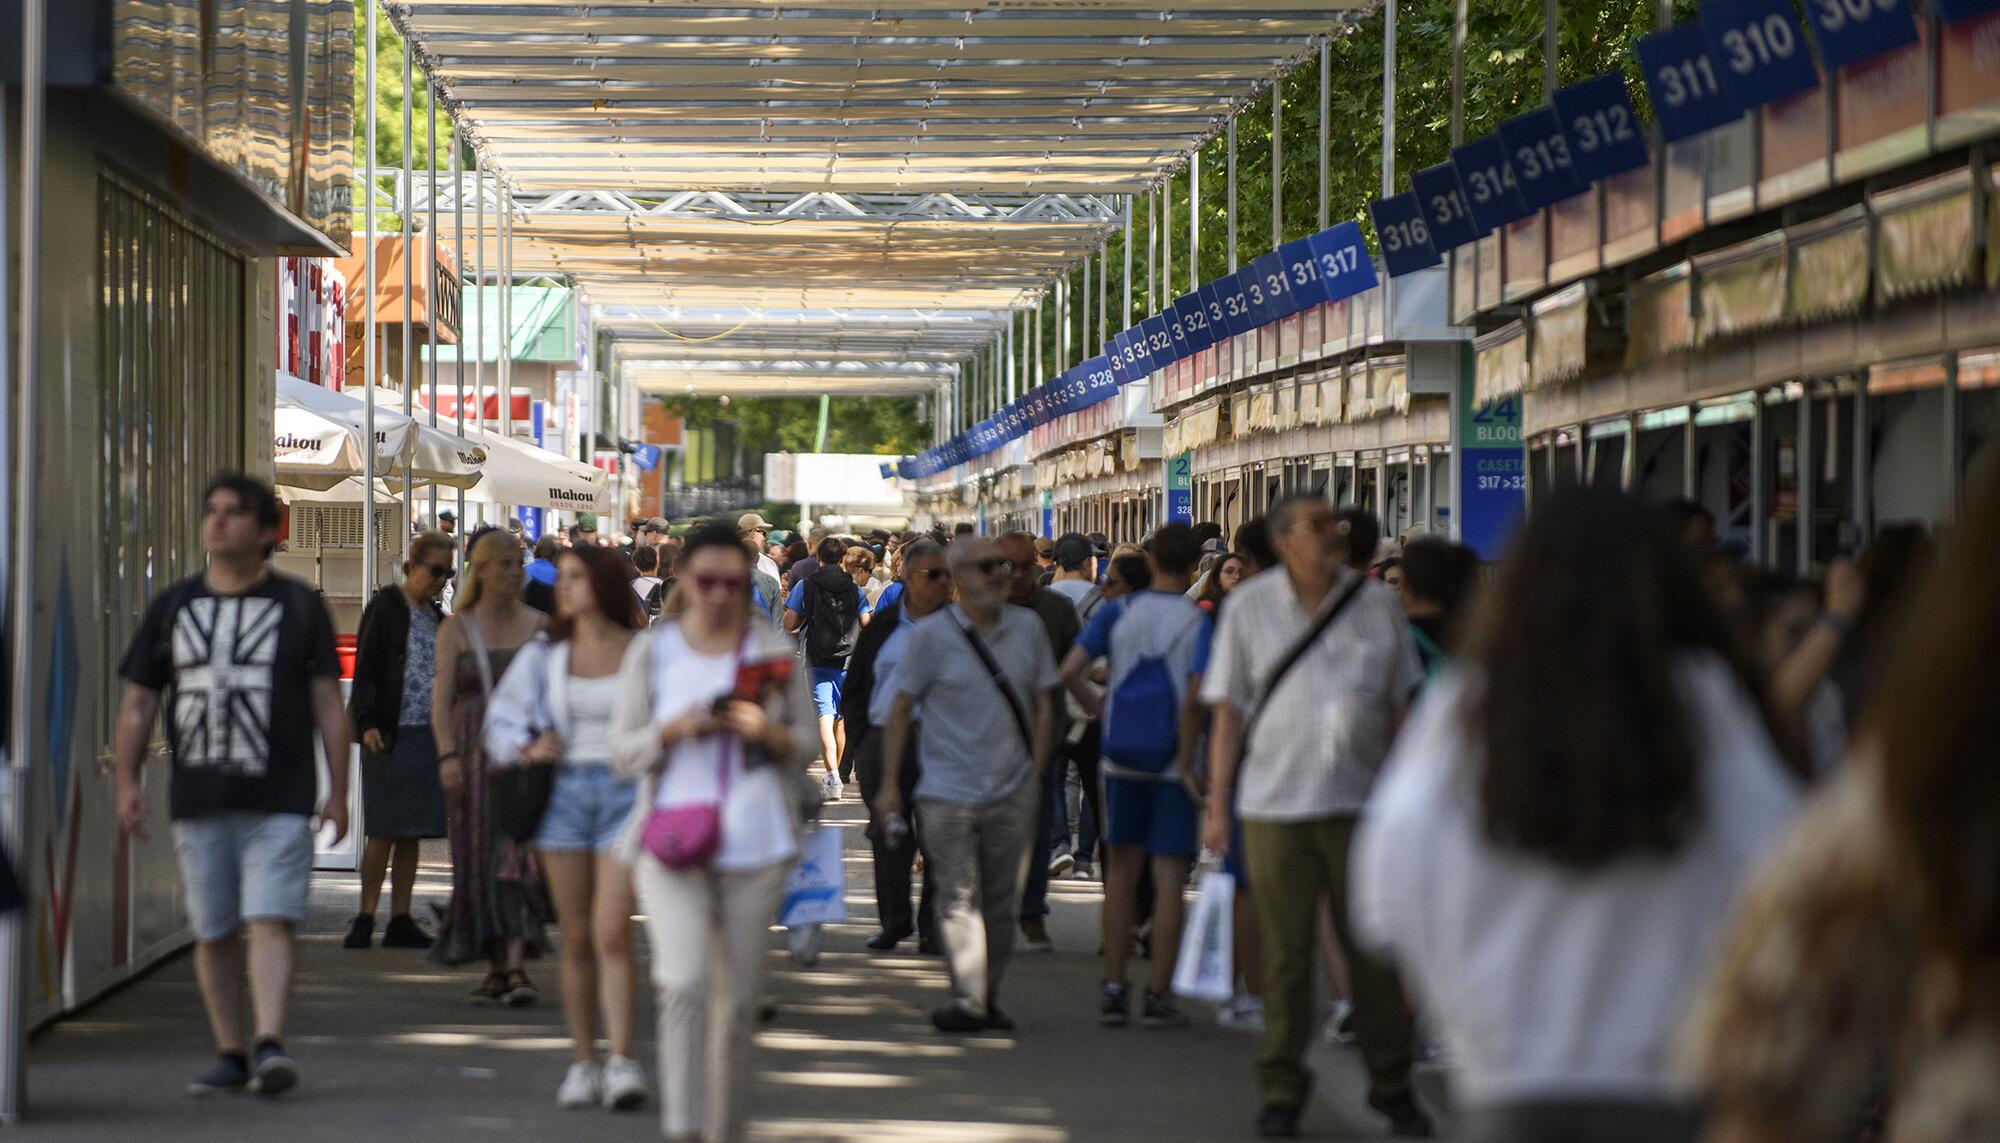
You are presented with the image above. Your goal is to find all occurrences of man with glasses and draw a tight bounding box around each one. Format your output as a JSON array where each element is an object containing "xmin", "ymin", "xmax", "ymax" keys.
[
  {"xmin": 877, "ymin": 538, "xmax": 1058, "ymax": 1033},
  {"xmin": 840, "ymin": 540, "xmax": 951, "ymax": 953},
  {"xmin": 343, "ymin": 531, "xmax": 455, "ymax": 951},
  {"xmin": 995, "ymin": 531, "xmax": 1082, "ymax": 951},
  {"xmin": 114, "ymin": 473, "xmax": 351, "ymax": 1097},
  {"xmin": 1200, "ymin": 496, "xmax": 1431, "ymax": 1138}
]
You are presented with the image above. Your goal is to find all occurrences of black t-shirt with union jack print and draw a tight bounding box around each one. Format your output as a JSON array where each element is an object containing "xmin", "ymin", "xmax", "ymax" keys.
[{"xmin": 120, "ymin": 572, "xmax": 339, "ymax": 820}]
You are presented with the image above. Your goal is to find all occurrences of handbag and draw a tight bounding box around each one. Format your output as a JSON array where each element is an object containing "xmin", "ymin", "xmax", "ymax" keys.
[
  {"xmin": 467, "ymin": 617, "xmax": 554, "ymax": 845},
  {"xmin": 641, "ymin": 634, "xmax": 747, "ymax": 869}
]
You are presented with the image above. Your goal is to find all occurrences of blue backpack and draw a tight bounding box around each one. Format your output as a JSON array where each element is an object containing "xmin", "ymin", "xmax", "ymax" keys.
[{"xmin": 1101, "ymin": 611, "xmax": 1200, "ymax": 773}]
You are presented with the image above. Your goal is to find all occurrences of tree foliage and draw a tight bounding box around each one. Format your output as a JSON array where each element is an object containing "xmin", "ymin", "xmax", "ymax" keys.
[
  {"xmin": 352, "ymin": 0, "xmax": 460, "ymax": 232},
  {"xmin": 654, "ymin": 395, "xmax": 930, "ymax": 459}
]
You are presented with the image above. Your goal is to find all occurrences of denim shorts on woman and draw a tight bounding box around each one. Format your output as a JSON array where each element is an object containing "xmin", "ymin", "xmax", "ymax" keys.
[
  {"xmin": 172, "ymin": 812, "xmax": 315, "ymax": 941},
  {"xmin": 535, "ymin": 764, "xmax": 639, "ymax": 853}
]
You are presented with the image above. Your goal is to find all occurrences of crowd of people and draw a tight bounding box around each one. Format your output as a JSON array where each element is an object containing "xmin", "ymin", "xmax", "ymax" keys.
[{"xmin": 107, "ymin": 462, "xmax": 2000, "ymax": 1142}]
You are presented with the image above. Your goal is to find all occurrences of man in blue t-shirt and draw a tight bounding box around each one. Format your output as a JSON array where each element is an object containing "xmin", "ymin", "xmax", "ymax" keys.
[
  {"xmin": 1059, "ymin": 523, "xmax": 1211, "ymax": 1030},
  {"xmin": 785, "ymin": 536, "xmax": 864, "ymax": 799}
]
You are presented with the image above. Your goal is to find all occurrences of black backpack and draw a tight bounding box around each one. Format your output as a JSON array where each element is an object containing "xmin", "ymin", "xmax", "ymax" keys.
[{"xmin": 802, "ymin": 566, "xmax": 861, "ymax": 666}]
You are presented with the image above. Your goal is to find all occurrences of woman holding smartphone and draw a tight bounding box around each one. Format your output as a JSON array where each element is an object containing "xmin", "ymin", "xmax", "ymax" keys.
[
  {"xmin": 486, "ymin": 545, "xmax": 649, "ymax": 1112},
  {"xmin": 608, "ymin": 524, "xmax": 819, "ymax": 1143}
]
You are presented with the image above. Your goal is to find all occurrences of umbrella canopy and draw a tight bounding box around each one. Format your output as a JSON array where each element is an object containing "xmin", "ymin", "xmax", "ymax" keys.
[
  {"xmin": 273, "ymin": 374, "xmax": 485, "ymax": 490},
  {"xmin": 456, "ymin": 424, "xmax": 614, "ymax": 514},
  {"xmin": 273, "ymin": 405, "xmax": 369, "ymax": 491}
]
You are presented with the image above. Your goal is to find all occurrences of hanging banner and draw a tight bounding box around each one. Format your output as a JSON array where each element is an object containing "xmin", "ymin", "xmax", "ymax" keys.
[
  {"xmin": 1457, "ymin": 363, "xmax": 1526, "ymax": 561},
  {"xmin": 1166, "ymin": 451, "xmax": 1193, "ymax": 525},
  {"xmin": 1803, "ymin": 0, "xmax": 1917, "ymax": 70},
  {"xmin": 1552, "ymin": 73, "xmax": 1651, "ymax": 183},
  {"xmin": 1172, "ymin": 291, "xmax": 1218, "ymax": 353},
  {"xmin": 1699, "ymin": 0, "xmax": 1819, "ymax": 111},
  {"xmin": 1249, "ymin": 250, "xmax": 1298, "ymax": 323},
  {"xmin": 1368, "ymin": 193, "xmax": 1443, "ymax": 277},
  {"xmin": 1214, "ymin": 273, "xmax": 1258, "ymax": 338},
  {"xmin": 1450, "ymin": 135, "xmax": 1534, "ymax": 234},
  {"xmin": 1140, "ymin": 314, "xmax": 1176, "ymax": 371},
  {"xmin": 1935, "ymin": 0, "xmax": 2000, "ymax": 20},
  {"xmin": 1165, "ymin": 301, "xmax": 1193, "ymax": 357},
  {"xmin": 1200, "ymin": 282, "xmax": 1233, "ymax": 343},
  {"xmin": 1637, "ymin": 22, "xmax": 1742, "ymax": 140},
  {"xmin": 1107, "ymin": 330, "xmax": 1135, "ymax": 386},
  {"xmin": 1410, "ymin": 161, "xmax": 1484, "ymax": 251},
  {"xmin": 1279, "ymin": 238, "xmax": 1332, "ymax": 309},
  {"xmin": 1306, "ymin": 221, "xmax": 1380, "ymax": 303},
  {"xmin": 1497, "ymin": 106, "xmax": 1585, "ymax": 210}
]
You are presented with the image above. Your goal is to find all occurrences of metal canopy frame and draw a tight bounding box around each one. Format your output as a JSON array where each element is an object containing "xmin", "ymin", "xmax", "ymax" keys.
[{"xmin": 392, "ymin": 0, "xmax": 1364, "ymax": 399}]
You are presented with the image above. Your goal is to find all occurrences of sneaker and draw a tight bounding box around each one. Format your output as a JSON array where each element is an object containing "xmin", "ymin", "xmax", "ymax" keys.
[
  {"xmin": 1255, "ymin": 1102, "xmax": 1302, "ymax": 1138},
  {"xmin": 864, "ymin": 927, "xmax": 912, "ymax": 951},
  {"xmin": 1072, "ymin": 859, "xmax": 1095, "ymax": 881},
  {"xmin": 1048, "ymin": 851, "xmax": 1075, "ymax": 878},
  {"xmin": 341, "ymin": 913, "xmax": 373, "ymax": 950},
  {"xmin": 381, "ymin": 914, "xmax": 434, "ymax": 949},
  {"xmin": 1217, "ymin": 993, "xmax": 1265, "ymax": 1033},
  {"xmin": 930, "ymin": 1004, "xmax": 988, "ymax": 1034},
  {"xmin": 1366, "ymin": 1092, "xmax": 1435, "ymax": 1137},
  {"xmin": 1019, "ymin": 917, "xmax": 1053, "ymax": 952},
  {"xmin": 555, "ymin": 1061, "xmax": 602, "ymax": 1110},
  {"xmin": 982, "ymin": 1005, "xmax": 1017, "ymax": 1032},
  {"xmin": 1142, "ymin": 989, "xmax": 1189, "ymax": 1028},
  {"xmin": 470, "ymin": 972, "xmax": 508, "ymax": 1005},
  {"xmin": 1099, "ymin": 981, "xmax": 1131, "ymax": 1027},
  {"xmin": 1322, "ymin": 998, "xmax": 1356, "ymax": 1044},
  {"xmin": 787, "ymin": 924, "xmax": 823, "ymax": 966},
  {"xmin": 820, "ymin": 770, "xmax": 843, "ymax": 801},
  {"xmin": 248, "ymin": 1040, "xmax": 297, "ymax": 1096},
  {"xmin": 502, "ymin": 970, "xmax": 539, "ymax": 1008},
  {"xmin": 186, "ymin": 1053, "xmax": 249, "ymax": 1097},
  {"xmin": 601, "ymin": 1054, "xmax": 648, "ymax": 1111}
]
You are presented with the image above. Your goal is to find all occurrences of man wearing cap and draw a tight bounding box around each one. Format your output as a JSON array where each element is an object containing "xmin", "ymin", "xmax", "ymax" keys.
[
  {"xmin": 437, "ymin": 509, "xmax": 457, "ymax": 536},
  {"xmin": 571, "ymin": 513, "xmax": 602, "ymax": 548},
  {"xmin": 738, "ymin": 512, "xmax": 783, "ymax": 582},
  {"xmin": 1032, "ymin": 537, "xmax": 1057, "ymax": 583}
]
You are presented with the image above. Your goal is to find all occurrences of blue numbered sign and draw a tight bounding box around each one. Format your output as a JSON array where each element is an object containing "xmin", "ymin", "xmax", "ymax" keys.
[
  {"xmin": 1410, "ymin": 162, "xmax": 1483, "ymax": 251},
  {"xmin": 1699, "ymin": 0, "xmax": 1819, "ymax": 111},
  {"xmin": 1213, "ymin": 273, "xmax": 1257, "ymax": 338},
  {"xmin": 1199, "ymin": 282, "xmax": 1232, "ymax": 343},
  {"xmin": 1637, "ymin": 22, "xmax": 1742, "ymax": 141},
  {"xmin": 1250, "ymin": 251, "xmax": 1295, "ymax": 324},
  {"xmin": 1305, "ymin": 222, "xmax": 1379, "ymax": 303},
  {"xmin": 1106, "ymin": 330, "xmax": 1134, "ymax": 386},
  {"xmin": 1497, "ymin": 107, "xmax": 1584, "ymax": 210},
  {"xmin": 1450, "ymin": 135, "xmax": 1533, "ymax": 235},
  {"xmin": 1552, "ymin": 73, "xmax": 1651, "ymax": 183},
  {"xmin": 1140, "ymin": 315, "xmax": 1175, "ymax": 371},
  {"xmin": 1164, "ymin": 303, "xmax": 1192, "ymax": 356},
  {"xmin": 1934, "ymin": 0, "xmax": 2000, "ymax": 21},
  {"xmin": 1172, "ymin": 291, "xmax": 1216, "ymax": 354},
  {"xmin": 1368, "ymin": 193, "xmax": 1442, "ymax": 278},
  {"xmin": 1279, "ymin": 238, "xmax": 1332, "ymax": 308},
  {"xmin": 1803, "ymin": 0, "xmax": 1916, "ymax": 70}
]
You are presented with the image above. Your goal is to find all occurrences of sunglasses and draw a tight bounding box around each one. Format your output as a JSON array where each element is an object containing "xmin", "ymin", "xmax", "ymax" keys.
[
  {"xmin": 692, "ymin": 573, "xmax": 749, "ymax": 593},
  {"xmin": 915, "ymin": 567, "xmax": 950, "ymax": 582},
  {"xmin": 424, "ymin": 563, "xmax": 455, "ymax": 580},
  {"xmin": 973, "ymin": 558, "xmax": 1014, "ymax": 575}
]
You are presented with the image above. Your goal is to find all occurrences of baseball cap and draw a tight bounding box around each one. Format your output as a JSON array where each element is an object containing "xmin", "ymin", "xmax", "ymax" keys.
[
  {"xmin": 639, "ymin": 517, "xmax": 670, "ymax": 535},
  {"xmin": 575, "ymin": 512, "xmax": 599, "ymax": 533},
  {"xmin": 737, "ymin": 511, "xmax": 772, "ymax": 533},
  {"xmin": 1033, "ymin": 536, "xmax": 1055, "ymax": 559},
  {"xmin": 1052, "ymin": 533, "xmax": 1095, "ymax": 571}
]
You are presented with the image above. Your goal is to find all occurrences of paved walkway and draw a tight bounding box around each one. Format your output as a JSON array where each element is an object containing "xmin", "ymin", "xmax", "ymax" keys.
[{"xmin": 17, "ymin": 792, "xmax": 1444, "ymax": 1141}]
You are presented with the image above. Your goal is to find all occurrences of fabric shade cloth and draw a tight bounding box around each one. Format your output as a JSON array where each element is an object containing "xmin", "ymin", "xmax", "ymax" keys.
[
  {"xmin": 274, "ymin": 374, "xmax": 486, "ymax": 491},
  {"xmin": 454, "ymin": 423, "xmax": 615, "ymax": 514}
]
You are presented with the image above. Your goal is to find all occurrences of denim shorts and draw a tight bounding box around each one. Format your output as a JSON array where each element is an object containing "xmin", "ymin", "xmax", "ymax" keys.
[
  {"xmin": 1103, "ymin": 776, "xmax": 1199, "ymax": 857},
  {"xmin": 172, "ymin": 812, "xmax": 315, "ymax": 941},
  {"xmin": 535, "ymin": 764, "xmax": 639, "ymax": 853},
  {"xmin": 810, "ymin": 667, "xmax": 846, "ymax": 719}
]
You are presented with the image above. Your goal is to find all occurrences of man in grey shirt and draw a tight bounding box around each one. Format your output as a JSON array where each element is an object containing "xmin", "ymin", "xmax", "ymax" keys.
[{"xmin": 878, "ymin": 536, "xmax": 1057, "ymax": 1034}]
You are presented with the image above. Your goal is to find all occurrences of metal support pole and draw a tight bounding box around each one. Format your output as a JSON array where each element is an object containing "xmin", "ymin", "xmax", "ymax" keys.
[
  {"xmin": 1163, "ymin": 170, "xmax": 1174, "ymax": 306},
  {"xmin": 1056, "ymin": 276, "xmax": 1067, "ymax": 370},
  {"xmin": 1453, "ymin": 0, "xmax": 1468, "ymax": 147},
  {"xmin": 1545, "ymin": 0, "xmax": 1559, "ymax": 96},
  {"xmin": 363, "ymin": 0, "xmax": 379, "ymax": 593},
  {"xmin": 1272, "ymin": 82, "xmax": 1283, "ymax": 251},
  {"xmin": 1099, "ymin": 242, "xmax": 1108, "ymax": 348},
  {"xmin": 499, "ymin": 196, "xmax": 512, "ymax": 444},
  {"xmin": 401, "ymin": 38, "xmax": 415, "ymax": 550},
  {"xmin": 1147, "ymin": 188, "xmax": 1159, "ymax": 313},
  {"xmin": 453, "ymin": 127, "xmax": 465, "ymax": 548},
  {"xmin": 1750, "ymin": 395, "xmax": 1767, "ymax": 566},
  {"xmin": 1854, "ymin": 379, "xmax": 1872, "ymax": 540},
  {"xmin": 1383, "ymin": 0, "xmax": 1398, "ymax": 197},
  {"xmin": 1082, "ymin": 257, "xmax": 1092, "ymax": 361},
  {"xmin": 473, "ymin": 155, "xmax": 485, "ymax": 484},
  {"xmin": 1943, "ymin": 353, "xmax": 1962, "ymax": 523},
  {"xmin": 1796, "ymin": 390, "xmax": 1815, "ymax": 575},
  {"xmin": 1122, "ymin": 196, "xmax": 1134, "ymax": 325},
  {"xmin": 425, "ymin": 77, "xmax": 439, "ymax": 527},
  {"xmin": 1319, "ymin": 40, "xmax": 1330, "ymax": 230},
  {"xmin": 1, "ymin": 0, "xmax": 46, "ymax": 1117},
  {"xmin": 1227, "ymin": 119, "xmax": 1238, "ymax": 271},
  {"xmin": 1190, "ymin": 152, "xmax": 1201, "ymax": 292},
  {"xmin": 1682, "ymin": 407, "xmax": 1698, "ymax": 499}
]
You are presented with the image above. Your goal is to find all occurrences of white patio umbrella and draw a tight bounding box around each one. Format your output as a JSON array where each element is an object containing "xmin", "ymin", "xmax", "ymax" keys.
[
  {"xmin": 273, "ymin": 405, "xmax": 368, "ymax": 491},
  {"xmin": 273, "ymin": 374, "xmax": 485, "ymax": 490},
  {"xmin": 456, "ymin": 424, "xmax": 614, "ymax": 514}
]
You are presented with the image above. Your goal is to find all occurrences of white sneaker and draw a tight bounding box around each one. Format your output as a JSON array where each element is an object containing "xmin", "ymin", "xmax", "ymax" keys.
[
  {"xmin": 600, "ymin": 1054, "xmax": 648, "ymax": 1111},
  {"xmin": 788, "ymin": 923, "xmax": 824, "ymax": 966},
  {"xmin": 1217, "ymin": 994, "xmax": 1265, "ymax": 1033},
  {"xmin": 556, "ymin": 1061, "xmax": 602, "ymax": 1109},
  {"xmin": 1322, "ymin": 998, "xmax": 1356, "ymax": 1045},
  {"xmin": 820, "ymin": 770, "xmax": 843, "ymax": 801}
]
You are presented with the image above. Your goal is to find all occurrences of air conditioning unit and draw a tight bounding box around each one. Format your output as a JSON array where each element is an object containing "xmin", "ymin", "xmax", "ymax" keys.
[{"xmin": 290, "ymin": 503, "xmax": 403, "ymax": 555}]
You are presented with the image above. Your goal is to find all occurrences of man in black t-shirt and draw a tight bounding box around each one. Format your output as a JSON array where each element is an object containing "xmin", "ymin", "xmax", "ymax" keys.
[{"xmin": 113, "ymin": 473, "xmax": 350, "ymax": 1099}]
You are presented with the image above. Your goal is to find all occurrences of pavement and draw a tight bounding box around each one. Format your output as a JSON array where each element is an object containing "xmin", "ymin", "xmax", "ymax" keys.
[{"xmin": 17, "ymin": 787, "xmax": 1448, "ymax": 1141}]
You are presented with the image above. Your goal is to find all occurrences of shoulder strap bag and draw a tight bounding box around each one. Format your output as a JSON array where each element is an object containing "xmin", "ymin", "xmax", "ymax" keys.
[
  {"xmin": 957, "ymin": 617, "xmax": 1035, "ymax": 758},
  {"xmin": 1240, "ymin": 575, "xmax": 1368, "ymax": 760},
  {"xmin": 641, "ymin": 631, "xmax": 747, "ymax": 869}
]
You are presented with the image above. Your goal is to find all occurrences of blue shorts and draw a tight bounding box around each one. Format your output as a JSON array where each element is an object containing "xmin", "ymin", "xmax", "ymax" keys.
[
  {"xmin": 172, "ymin": 812, "xmax": 314, "ymax": 941},
  {"xmin": 1103, "ymin": 776, "xmax": 1198, "ymax": 857},
  {"xmin": 810, "ymin": 667, "xmax": 846, "ymax": 719},
  {"xmin": 535, "ymin": 764, "xmax": 639, "ymax": 853}
]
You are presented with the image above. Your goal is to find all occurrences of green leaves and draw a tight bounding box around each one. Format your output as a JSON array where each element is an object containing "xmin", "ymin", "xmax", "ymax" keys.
[{"xmin": 653, "ymin": 395, "xmax": 929, "ymax": 458}]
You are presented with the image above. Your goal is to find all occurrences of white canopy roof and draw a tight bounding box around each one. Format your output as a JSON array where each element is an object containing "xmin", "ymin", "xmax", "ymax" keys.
[{"xmin": 274, "ymin": 374, "xmax": 487, "ymax": 490}]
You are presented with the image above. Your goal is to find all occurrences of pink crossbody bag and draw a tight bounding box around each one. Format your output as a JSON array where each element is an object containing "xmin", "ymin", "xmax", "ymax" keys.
[{"xmin": 641, "ymin": 635, "xmax": 745, "ymax": 869}]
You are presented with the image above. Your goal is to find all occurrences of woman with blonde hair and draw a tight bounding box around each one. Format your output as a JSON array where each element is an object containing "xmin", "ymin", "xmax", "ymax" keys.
[
  {"xmin": 609, "ymin": 523, "xmax": 820, "ymax": 1143},
  {"xmin": 430, "ymin": 528, "xmax": 551, "ymax": 1004}
]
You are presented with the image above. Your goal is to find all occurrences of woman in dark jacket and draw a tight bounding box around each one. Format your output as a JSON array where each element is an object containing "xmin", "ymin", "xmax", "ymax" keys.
[{"xmin": 344, "ymin": 530, "xmax": 456, "ymax": 950}]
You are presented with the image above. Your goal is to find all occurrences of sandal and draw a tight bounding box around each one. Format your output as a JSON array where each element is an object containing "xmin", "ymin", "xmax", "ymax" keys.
[
  {"xmin": 501, "ymin": 969, "xmax": 539, "ymax": 1008},
  {"xmin": 470, "ymin": 972, "xmax": 507, "ymax": 1005}
]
